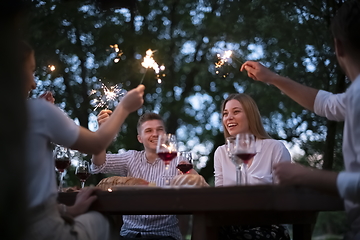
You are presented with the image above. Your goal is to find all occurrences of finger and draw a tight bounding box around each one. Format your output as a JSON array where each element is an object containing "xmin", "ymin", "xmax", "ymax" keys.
[
  {"xmin": 240, "ymin": 64, "xmax": 247, "ymax": 72},
  {"xmin": 137, "ymin": 84, "xmax": 145, "ymax": 91},
  {"xmin": 98, "ymin": 119, "xmax": 108, "ymax": 126},
  {"xmin": 248, "ymin": 72, "xmax": 256, "ymax": 80},
  {"xmin": 98, "ymin": 110, "xmax": 112, "ymax": 116}
]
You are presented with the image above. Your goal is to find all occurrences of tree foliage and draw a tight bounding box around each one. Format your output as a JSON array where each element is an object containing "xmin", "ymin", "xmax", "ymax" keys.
[{"xmin": 24, "ymin": 0, "xmax": 347, "ymax": 183}]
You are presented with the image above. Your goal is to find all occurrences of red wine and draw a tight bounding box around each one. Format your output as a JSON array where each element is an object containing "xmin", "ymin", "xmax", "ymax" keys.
[
  {"xmin": 176, "ymin": 163, "xmax": 193, "ymax": 174},
  {"xmin": 55, "ymin": 158, "xmax": 71, "ymax": 172},
  {"xmin": 76, "ymin": 172, "xmax": 91, "ymax": 182},
  {"xmin": 235, "ymin": 153, "xmax": 256, "ymax": 164},
  {"xmin": 158, "ymin": 151, "xmax": 177, "ymax": 165}
]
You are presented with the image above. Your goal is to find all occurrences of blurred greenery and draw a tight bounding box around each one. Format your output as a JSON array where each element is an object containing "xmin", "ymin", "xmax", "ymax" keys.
[{"xmin": 22, "ymin": 0, "xmax": 348, "ymax": 237}]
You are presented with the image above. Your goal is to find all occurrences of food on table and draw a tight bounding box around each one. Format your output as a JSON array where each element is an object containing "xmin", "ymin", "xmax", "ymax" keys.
[
  {"xmin": 96, "ymin": 176, "xmax": 155, "ymax": 190},
  {"xmin": 170, "ymin": 174, "xmax": 209, "ymax": 187}
]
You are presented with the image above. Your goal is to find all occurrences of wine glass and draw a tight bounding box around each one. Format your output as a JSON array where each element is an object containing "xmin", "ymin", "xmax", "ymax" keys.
[
  {"xmin": 75, "ymin": 160, "xmax": 91, "ymax": 188},
  {"xmin": 156, "ymin": 133, "xmax": 178, "ymax": 185},
  {"xmin": 54, "ymin": 145, "xmax": 71, "ymax": 192},
  {"xmin": 226, "ymin": 136, "xmax": 242, "ymax": 185},
  {"xmin": 233, "ymin": 133, "xmax": 257, "ymax": 185},
  {"xmin": 176, "ymin": 151, "xmax": 193, "ymax": 174}
]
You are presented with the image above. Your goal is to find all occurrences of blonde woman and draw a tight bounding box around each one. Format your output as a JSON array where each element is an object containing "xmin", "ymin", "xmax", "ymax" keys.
[{"xmin": 214, "ymin": 93, "xmax": 291, "ymax": 239}]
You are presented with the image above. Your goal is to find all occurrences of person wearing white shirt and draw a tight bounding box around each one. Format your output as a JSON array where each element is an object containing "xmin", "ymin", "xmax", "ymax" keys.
[
  {"xmin": 20, "ymin": 40, "xmax": 145, "ymax": 240},
  {"xmin": 240, "ymin": 1, "xmax": 360, "ymax": 238},
  {"xmin": 214, "ymin": 93, "xmax": 291, "ymax": 240}
]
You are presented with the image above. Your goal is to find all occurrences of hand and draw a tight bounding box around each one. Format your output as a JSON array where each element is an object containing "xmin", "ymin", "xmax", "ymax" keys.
[
  {"xmin": 119, "ymin": 84, "xmax": 145, "ymax": 114},
  {"xmin": 39, "ymin": 91, "xmax": 55, "ymax": 104},
  {"xmin": 273, "ymin": 162, "xmax": 309, "ymax": 186},
  {"xmin": 66, "ymin": 187, "xmax": 99, "ymax": 217},
  {"xmin": 240, "ymin": 61, "xmax": 278, "ymax": 84},
  {"xmin": 97, "ymin": 110, "xmax": 112, "ymax": 126}
]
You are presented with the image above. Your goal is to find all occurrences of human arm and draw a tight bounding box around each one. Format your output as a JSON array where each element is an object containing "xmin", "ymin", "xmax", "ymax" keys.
[
  {"xmin": 70, "ymin": 85, "xmax": 144, "ymax": 154},
  {"xmin": 273, "ymin": 162, "xmax": 339, "ymax": 196},
  {"xmin": 240, "ymin": 61, "xmax": 319, "ymax": 111},
  {"xmin": 91, "ymin": 110, "xmax": 112, "ymax": 166}
]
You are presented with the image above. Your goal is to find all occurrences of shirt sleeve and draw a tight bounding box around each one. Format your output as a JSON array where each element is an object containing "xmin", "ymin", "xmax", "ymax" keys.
[
  {"xmin": 314, "ymin": 90, "xmax": 346, "ymax": 121},
  {"xmin": 337, "ymin": 172, "xmax": 360, "ymax": 203},
  {"xmin": 214, "ymin": 146, "xmax": 224, "ymax": 187},
  {"xmin": 273, "ymin": 141, "xmax": 292, "ymax": 164},
  {"xmin": 348, "ymin": 81, "xmax": 360, "ymax": 165},
  {"xmin": 269, "ymin": 140, "xmax": 292, "ymax": 183},
  {"xmin": 37, "ymin": 99, "xmax": 79, "ymax": 147},
  {"xmin": 91, "ymin": 150, "xmax": 131, "ymax": 175}
]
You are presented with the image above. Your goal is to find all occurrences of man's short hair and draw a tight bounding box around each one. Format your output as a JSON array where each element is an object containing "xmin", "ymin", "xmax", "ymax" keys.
[
  {"xmin": 137, "ymin": 113, "xmax": 165, "ymax": 134},
  {"xmin": 331, "ymin": 0, "xmax": 360, "ymax": 60}
]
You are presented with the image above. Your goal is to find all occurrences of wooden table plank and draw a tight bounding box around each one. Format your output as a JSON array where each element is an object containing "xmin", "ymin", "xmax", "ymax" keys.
[{"xmin": 58, "ymin": 185, "xmax": 344, "ymax": 240}]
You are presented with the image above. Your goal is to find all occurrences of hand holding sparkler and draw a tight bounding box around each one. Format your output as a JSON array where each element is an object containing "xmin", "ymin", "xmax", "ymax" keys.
[
  {"xmin": 97, "ymin": 110, "xmax": 112, "ymax": 127},
  {"xmin": 240, "ymin": 61, "xmax": 277, "ymax": 84},
  {"xmin": 118, "ymin": 84, "xmax": 145, "ymax": 115},
  {"xmin": 39, "ymin": 91, "xmax": 55, "ymax": 104}
]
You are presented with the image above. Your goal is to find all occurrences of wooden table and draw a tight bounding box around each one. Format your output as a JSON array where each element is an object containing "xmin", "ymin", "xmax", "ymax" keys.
[{"xmin": 58, "ymin": 185, "xmax": 344, "ymax": 240}]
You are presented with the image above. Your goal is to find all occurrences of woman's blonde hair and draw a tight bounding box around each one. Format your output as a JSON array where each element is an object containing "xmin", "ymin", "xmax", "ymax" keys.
[{"xmin": 221, "ymin": 93, "xmax": 271, "ymax": 140}]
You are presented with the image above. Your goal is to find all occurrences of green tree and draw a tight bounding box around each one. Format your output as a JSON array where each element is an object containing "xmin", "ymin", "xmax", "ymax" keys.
[{"xmin": 25, "ymin": 0, "xmax": 346, "ymax": 184}]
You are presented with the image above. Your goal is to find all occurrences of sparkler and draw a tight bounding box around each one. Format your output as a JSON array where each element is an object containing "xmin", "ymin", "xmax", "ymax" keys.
[
  {"xmin": 140, "ymin": 49, "xmax": 165, "ymax": 84},
  {"xmin": 215, "ymin": 50, "xmax": 244, "ymax": 78},
  {"xmin": 109, "ymin": 44, "xmax": 123, "ymax": 63},
  {"xmin": 48, "ymin": 65, "xmax": 56, "ymax": 71},
  {"xmin": 89, "ymin": 80, "xmax": 127, "ymax": 111}
]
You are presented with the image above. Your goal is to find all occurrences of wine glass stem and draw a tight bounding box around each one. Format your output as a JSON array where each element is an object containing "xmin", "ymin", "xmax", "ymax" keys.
[
  {"xmin": 164, "ymin": 164, "xmax": 170, "ymax": 186},
  {"xmin": 58, "ymin": 172, "xmax": 64, "ymax": 192},
  {"xmin": 243, "ymin": 163, "xmax": 248, "ymax": 185},
  {"xmin": 236, "ymin": 166, "xmax": 242, "ymax": 185},
  {"xmin": 81, "ymin": 181, "xmax": 85, "ymax": 189}
]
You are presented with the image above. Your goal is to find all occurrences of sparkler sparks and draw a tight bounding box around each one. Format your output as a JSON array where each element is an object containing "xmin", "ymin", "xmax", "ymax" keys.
[
  {"xmin": 48, "ymin": 65, "xmax": 56, "ymax": 71},
  {"xmin": 215, "ymin": 50, "xmax": 244, "ymax": 78},
  {"xmin": 110, "ymin": 44, "xmax": 123, "ymax": 63},
  {"xmin": 89, "ymin": 80, "xmax": 127, "ymax": 111},
  {"xmin": 140, "ymin": 49, "xmax": 165, "ymax": 84}
]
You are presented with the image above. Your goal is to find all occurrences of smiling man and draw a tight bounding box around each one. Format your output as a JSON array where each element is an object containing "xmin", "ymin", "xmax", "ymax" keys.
[{"xmin": 91, "ymin": 112, "xmax": 182, "ymax": 240}]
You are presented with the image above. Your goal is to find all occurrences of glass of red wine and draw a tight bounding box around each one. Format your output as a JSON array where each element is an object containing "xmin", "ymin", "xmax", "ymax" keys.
[
  {"xmin": 53, "ymin": 145, "xmax": 71, "ymax": 192},
  {"xmin": 226, "ymin": 136, "xmax": 243, "ymax": 185},
  {"xmin": 156, "ymin": 133, "xmax": 178, "ymax": 185},
  {"xmin": 176, "ymin": 151, "xmax": 193, "ymax": 174},
  {"xmin": 75, "ymin": 160, "xmax": 91, "ymax": 188},
  {"xmin": 234, "ymin": 133, "xmax": 256, "ymax": 185}
]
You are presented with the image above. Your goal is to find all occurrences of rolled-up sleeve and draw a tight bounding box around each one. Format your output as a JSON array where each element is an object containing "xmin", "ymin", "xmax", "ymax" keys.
[
  {"xmin": 314, "ymin": 90, "xmax": 346, "ymax": 121},
  {"xmin": 91, "ymin": 151, "xmax": 131, "ymax": 175},
  {"xmin": 337, "ymin": 172, "xmax": 360, "ymax": 203}
]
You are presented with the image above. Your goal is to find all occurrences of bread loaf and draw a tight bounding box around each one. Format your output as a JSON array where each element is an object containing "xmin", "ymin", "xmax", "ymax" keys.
[
  {"xmin": 96, "ymin": 176, "xmax": 150, "ymax": 191},
  {"xmin": 170, "ymin": 174, "xmax": 209, "ymax": 187}
]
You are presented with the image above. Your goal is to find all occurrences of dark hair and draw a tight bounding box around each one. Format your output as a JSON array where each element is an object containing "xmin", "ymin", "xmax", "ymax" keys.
[
  {"xmin": 221, "ymin": 93, "xmax": 271, "ymax": 140},
  {"xmin": 331, "ymin": 0, "xmax": 360, "ymax": 60},
  {"xmin": 137, "ymin": 113, "xmax": 165, "ymax": 134},
  {"xmin": 18, "ymin": 40, "xmax": 34, "ymax": 61}
]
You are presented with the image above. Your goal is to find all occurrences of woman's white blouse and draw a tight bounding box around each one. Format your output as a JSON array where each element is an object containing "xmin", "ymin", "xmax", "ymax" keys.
[{"xmin": 214, "ymin": 138, "xmax": 291, "ymax": 186}]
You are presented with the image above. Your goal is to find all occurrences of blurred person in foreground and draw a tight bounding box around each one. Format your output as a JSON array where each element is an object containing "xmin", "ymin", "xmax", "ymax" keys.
[
  {"xmin": 241, "ymin": 1, "xmax": 360, "ymax": 239},
  {"xmin": 22, "ymin": 40, "xmax": 145, "ymax": 240}
]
